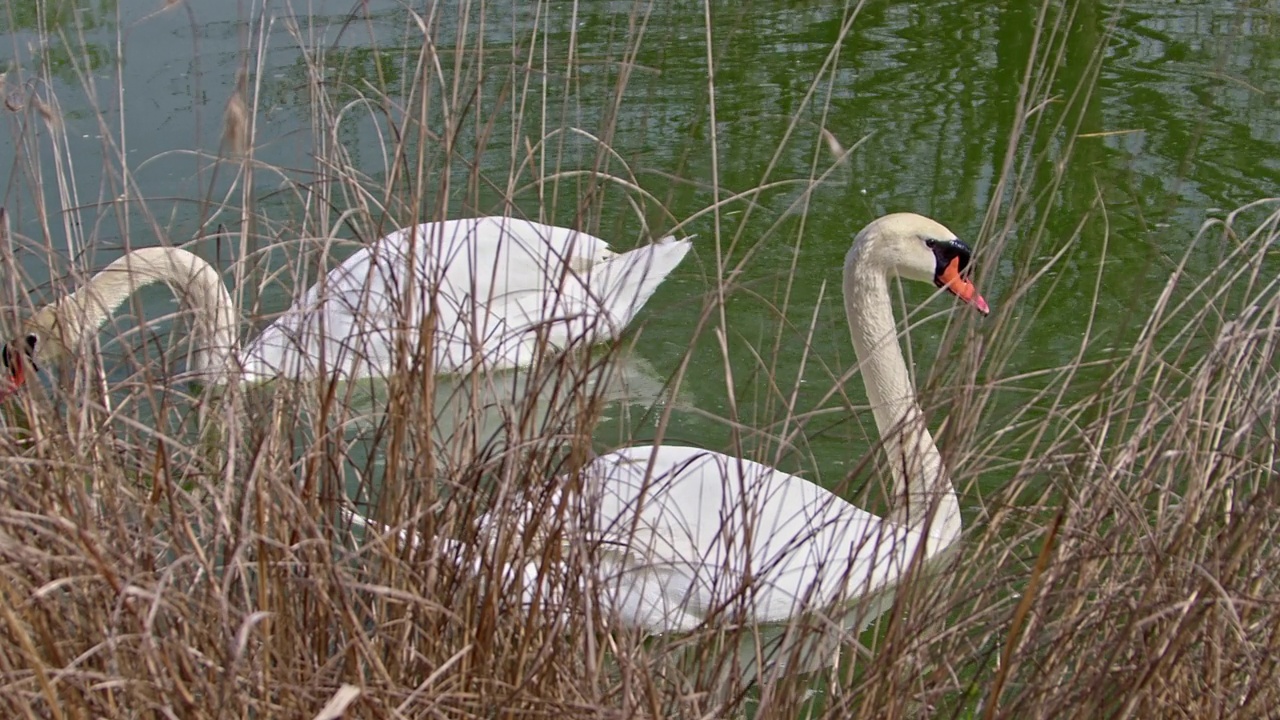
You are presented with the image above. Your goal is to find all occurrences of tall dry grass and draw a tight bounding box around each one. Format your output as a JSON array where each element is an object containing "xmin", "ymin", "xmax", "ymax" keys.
[{"xmin": 0, "ymin": 1, "xmax": 1277, "ymax": 719}]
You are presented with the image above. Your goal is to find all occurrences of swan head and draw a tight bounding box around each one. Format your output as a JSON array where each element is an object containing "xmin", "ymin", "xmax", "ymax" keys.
[
  {"xmin": 850, "ymin": 212, "xmax": 990, "ymax": 315},
  {"xmin": 22, "ymin": 305, "xmax": 76, "ymax": 364},
  {"xmin": 0, "ymin": 308, "xmax": 69, "ymax": 399}
]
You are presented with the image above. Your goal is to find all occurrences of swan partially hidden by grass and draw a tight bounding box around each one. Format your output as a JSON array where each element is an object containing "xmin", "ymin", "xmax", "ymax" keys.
[
  {"xmin": 354, "ymin": 212, "xmax": 989, "ymax": 678},
  {"xmin": 0, "ymin": 216, "xmax": 692, "ymax": 393}
]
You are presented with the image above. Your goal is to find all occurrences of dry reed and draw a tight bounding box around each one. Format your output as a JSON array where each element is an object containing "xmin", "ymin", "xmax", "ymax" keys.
[{"xmin": 0, "ymin": 1, "xmax": 1276, "ymax": 719}]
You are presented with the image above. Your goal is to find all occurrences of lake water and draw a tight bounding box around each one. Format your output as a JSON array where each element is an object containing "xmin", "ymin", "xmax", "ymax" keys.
[{"xmin": 1, "ymin": 1, "xmax": 1277, "ymax": 502}]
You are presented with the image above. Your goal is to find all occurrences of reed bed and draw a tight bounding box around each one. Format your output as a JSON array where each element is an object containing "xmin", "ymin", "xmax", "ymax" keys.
[{"xmin": 0, "ymin": 1, "xmax": 1276, "ymax": 718}]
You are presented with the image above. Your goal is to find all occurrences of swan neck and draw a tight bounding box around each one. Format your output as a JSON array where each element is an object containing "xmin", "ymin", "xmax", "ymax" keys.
[
  {"xmin": 55, "ymin": 248, "xmax": 238, "ymax": 380},
  {"xmin": 844, "ymin": 248, "xmax": 960, "ymax": 545}
]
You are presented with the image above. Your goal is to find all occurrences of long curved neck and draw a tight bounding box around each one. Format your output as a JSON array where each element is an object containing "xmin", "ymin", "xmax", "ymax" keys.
[
  {"xmin": 46, "ymin": 247, "xmax": 239, "ymax": 381},
  {"xmin": 844, "ymin": 246, "xmax": 961, "ymax": 548}
]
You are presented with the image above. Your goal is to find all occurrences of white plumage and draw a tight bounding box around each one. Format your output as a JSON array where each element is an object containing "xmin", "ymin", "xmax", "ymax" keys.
[
  {"xmin": 244, "ymin": 217, "xmax": 692, "ymax": 380},
  {"xmin": 354, "ymin": 213, "xmax": 989, "ymax": 675},
  {"xmin": 8, "ymin": 216, "xmax": 691, "ymax": 386}
]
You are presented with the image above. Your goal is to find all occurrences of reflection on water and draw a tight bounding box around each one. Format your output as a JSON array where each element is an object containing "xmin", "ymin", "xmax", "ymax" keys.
[
  {"xmin": 306, "ymin": 350, "xmax": 690, "ymax": 488},
  {"xmin": 349, "ymin": 350, "xmax": 682, "ymax": 439}
]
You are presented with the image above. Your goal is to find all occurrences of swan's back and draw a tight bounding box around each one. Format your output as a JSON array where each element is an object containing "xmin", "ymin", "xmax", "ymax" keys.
[
  {"xmin": 243, "ymin": 217, "xmax": 691, "ymax": 380},
  {"xmin": 529, "ymin": 445, "xmax": 934, "ymax": 634}
]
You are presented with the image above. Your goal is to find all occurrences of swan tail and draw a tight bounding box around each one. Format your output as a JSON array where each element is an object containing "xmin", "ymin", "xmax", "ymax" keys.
[{"xmin": 593, "ymin": 235, "xmax": 693, "ymax": 336}]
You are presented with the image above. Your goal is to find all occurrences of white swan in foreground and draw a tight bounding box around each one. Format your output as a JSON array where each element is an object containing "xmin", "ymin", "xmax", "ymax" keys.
[
  {"xmin": 1, "ymin": 217, "xmax": 691, "ymax": 390},
  {"xmin": 355, "ymin": 213, "xmax": 989, "ymax": 674}
]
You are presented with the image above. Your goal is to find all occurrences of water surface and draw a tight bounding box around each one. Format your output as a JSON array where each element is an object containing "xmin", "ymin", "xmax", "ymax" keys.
[{"xmin": 1, "ymin": 0, "xmax": 1276, "ymax": 500}]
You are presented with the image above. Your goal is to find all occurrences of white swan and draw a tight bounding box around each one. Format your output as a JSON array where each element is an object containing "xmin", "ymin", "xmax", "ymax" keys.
[
  {"xmin": 2, "ymin": 217, "xmax": 692, "ymax": 388},
  {"xmin": 357, "ymin": 212, "xmax": 989, "ymax": 674}
]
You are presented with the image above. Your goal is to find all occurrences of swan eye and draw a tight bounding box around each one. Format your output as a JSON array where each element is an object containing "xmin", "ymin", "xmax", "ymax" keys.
[
  {"xmin": 926, "ymin": 237, "xmax": 973, "ymax": 276},
  {"xmin": 22, "ymin": 334, "xmax": 39, "ymax": 372}
]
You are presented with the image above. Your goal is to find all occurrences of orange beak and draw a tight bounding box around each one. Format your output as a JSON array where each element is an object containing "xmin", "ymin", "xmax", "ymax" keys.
[
  {"xmin": 938, "ymin": 257, "xmax": 990, "ymax": 315},
  {"xmin": 0, "ymin": 343, "xmax": 28, "ymax": 402}
]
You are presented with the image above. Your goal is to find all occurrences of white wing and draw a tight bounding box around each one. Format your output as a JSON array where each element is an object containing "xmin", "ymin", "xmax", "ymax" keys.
[{"xmin": 244, "ymin": 217, "xmax": 690, "ymax": 380}]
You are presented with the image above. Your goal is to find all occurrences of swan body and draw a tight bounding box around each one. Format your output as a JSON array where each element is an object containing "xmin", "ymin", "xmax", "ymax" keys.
[
  {"xmin": 488, "ymin": 445, "xmax": 956, "ymax": 632},
  {"xmin": 5, "ymin": 217, "xmax": 691, "ymax": 386},
  {"xmin": 359, "ymin": 213, "xmax": 989, "ymax": 671},
  {"xmin": 244, "ymin": 218, "xmax": 691, "ymax": 380}
]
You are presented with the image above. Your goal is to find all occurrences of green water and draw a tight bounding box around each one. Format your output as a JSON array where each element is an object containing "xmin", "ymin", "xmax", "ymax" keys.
[{"xmin": 1, "ymin": 1, "xmax": 1277, "ymax": 499}]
